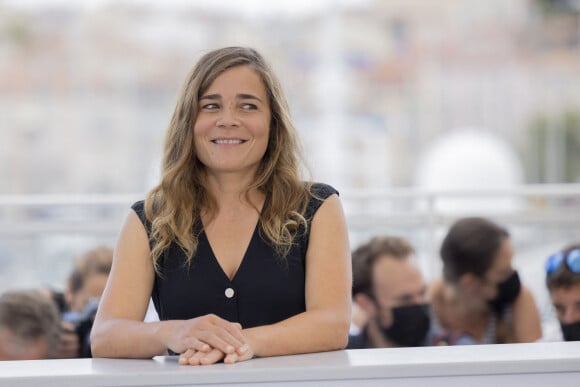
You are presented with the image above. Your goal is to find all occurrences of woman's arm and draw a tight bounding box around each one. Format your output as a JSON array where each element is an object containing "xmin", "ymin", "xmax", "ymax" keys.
[
  {"xmin": 243, "ymin": 194, "xmax": 352, "ymax": 357},
  {"xmin": 90, "ymin": 211, "xmax": 247, "ymax": 358},
  {"xmin": 511, "ymin": 285, "xmax": 542, "ymax": 342}
]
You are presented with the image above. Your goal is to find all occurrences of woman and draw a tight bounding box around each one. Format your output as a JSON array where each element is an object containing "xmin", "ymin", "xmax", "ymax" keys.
[
  {"xmin": 91, "ymin": 47, "xmax": 352, "ymax": 365},
  {"xmin": 429, "ymin": 217, "xmax": 541, "ymax": 344}
]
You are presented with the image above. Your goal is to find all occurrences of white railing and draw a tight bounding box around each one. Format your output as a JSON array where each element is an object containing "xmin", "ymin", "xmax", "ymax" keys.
[
  {"xmin": 1, "ymin": 183, "xmax": 579, "ymax": 235},
  {"xmin": 1, "ymin": 184, "xmax": 579, "ymax": 329}
]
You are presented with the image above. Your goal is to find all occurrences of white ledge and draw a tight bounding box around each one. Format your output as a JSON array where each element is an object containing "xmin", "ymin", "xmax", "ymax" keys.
[{"xmin": 1, "ymin": 342, "xmax": 579, "ymax": 386}]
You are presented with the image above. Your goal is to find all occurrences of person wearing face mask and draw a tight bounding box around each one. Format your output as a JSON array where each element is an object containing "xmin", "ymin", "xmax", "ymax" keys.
[
  {"xmin": 430, "ymin": 217, "xmax": 542, "ymax": 344},
  {"xmin": 348, "ymin": 236, "xmax": 472, "ymax": 349},
  {"xmin": 545, "ymin": 243, "xmax": 580, "ymax": 341}
]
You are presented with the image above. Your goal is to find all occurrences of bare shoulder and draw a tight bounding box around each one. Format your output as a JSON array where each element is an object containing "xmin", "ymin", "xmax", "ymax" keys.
[
  {"xmin": 119, "ymin": 209, "xmax": 150, "ymax": 247},
  {"xmin": 312, "ymin": 193, "xmax": 343, "ymax": 221},
  {"xmin": 110, "ymin": 209, "xmax": 154, "ymax": 279},
  {"xmin": 513, "ymin": 284, "xmax": 539, "ymax": 311}
]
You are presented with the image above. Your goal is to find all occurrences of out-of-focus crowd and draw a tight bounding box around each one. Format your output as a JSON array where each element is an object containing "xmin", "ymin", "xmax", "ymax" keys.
[
  {"xmin": 0, "ymin": 246, "xmax": 112, "ymax": 360},
  {"xmin": 1, "ymin": 216, "xmax": 579, "ymax": 361},
  {"xmin": 347, "ymin": 217, "xmax": 580, "ymax": 348}
]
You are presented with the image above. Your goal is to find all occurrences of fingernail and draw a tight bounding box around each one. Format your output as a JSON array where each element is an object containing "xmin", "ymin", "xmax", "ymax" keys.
[
  {"xmin": 226, "ymin": 345, "xmax": 234, "ymax": 353},
  {"xmin": 239, "ymin": 344, "xmax": 248, "ymax": 353}
]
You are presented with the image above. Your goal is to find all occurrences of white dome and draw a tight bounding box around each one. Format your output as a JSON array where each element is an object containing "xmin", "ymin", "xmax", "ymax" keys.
[{"xmin": 415, "ymin": 129, "xmax": 524, "ymax": 214}]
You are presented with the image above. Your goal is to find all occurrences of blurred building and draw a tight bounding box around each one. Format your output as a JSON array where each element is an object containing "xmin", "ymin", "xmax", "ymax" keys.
[{"xmin": 1, "ymin": 0, "xmax": 580, "ymax": 195}]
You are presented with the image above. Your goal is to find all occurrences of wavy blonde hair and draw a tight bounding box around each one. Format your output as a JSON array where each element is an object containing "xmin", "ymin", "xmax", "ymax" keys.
[{"xmin": 144, "ymin": 47, "xmax": 311, "ymax": 271}]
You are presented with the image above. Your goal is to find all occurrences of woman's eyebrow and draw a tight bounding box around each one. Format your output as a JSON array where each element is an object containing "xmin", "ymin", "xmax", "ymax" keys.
[
  {"xmin": 200, "ymin": 94, "xmax": 221, "ymax": 100},
  {"xmin": 200, "ymin": 93, "xmax": 263, "ymax": 102},
  {"xmin": 237, "ymin": 93, "xmax": 263, "ymax": 102}
]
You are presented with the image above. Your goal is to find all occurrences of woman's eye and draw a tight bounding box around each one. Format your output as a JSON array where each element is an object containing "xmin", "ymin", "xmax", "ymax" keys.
[
  {"xmin": 241, "ymin": 103, "xmax": 257, "ymax": 110},
  {"xmin": 202, "ymin": 103, "xmax": 219, "ymax": 110}
]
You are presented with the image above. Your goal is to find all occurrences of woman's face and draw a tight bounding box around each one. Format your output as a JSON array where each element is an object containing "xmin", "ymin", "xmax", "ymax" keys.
[
  {"xmin": 193, "ymin": 65, "xmax": 271, "ymax": 178},
  {"xmin": 477, "ymin": 237, "xmax": 515, "ymax": 300}
]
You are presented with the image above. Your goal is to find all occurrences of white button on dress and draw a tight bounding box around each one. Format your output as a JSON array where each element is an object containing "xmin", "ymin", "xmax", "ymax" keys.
[{"xmin": 225, "ymin": 287, "xmax": 235, "ymax": 298}]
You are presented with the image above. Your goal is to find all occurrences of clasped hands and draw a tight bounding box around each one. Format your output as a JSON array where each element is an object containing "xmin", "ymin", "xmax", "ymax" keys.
[{"xmin": 172, "ymin": 314, "xmax": 253, "ymax": 366}]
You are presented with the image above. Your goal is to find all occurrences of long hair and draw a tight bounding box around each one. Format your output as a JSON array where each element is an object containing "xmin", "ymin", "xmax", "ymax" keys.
[{"xmin": 144, "ymin": 47, "xmax": 311, "ymax": 271}]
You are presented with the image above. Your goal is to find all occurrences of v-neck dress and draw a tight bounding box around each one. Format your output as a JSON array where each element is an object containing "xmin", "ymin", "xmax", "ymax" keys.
[{"xmin": 131, "ymin": 183, "xmax": 338, "ymax": 329}]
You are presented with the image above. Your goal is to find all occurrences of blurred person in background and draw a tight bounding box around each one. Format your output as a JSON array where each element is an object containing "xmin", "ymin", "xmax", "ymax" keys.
[
  {"xmin": 64, "ymin": 245, "xmax": 113, "ymax": 314},
  {"xmin": 545, "ymin": 243, "xmax": 580, "ymax": 341},
  {"xmin": 430, "ymin": 217, "xmax": 542, "ymax": 344},
  {"xmin": 0, "ymin": 289, "xmax": 60, "ymax": 360},
  {"xmin": 91, "ymin": 46, "xmax": 351, "ymax": 365},
  {"xmin": 59, "ymin": 245, "xmax": 113, "ymax": 358},
  {"xmin": 348, "ymin": 236, "xmax": 472, "ymax": 348},
  {"xmin": 349, "ymin": 301, "xmax": 369, "ymax": 336}
]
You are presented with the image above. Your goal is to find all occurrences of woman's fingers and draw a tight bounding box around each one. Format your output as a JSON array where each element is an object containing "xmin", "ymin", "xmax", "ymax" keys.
[
  {"xmin": 208, "ymin": 315, "xmax": 247, "ymax": 349},
  {"xmin": 196, "ymin": 329, "xmax": 239, "ymax": 355},
  {"xmin": 198, "ymin": 348, "xmax": 225, "ymax": 365},
  {"xmin": 223, "ymin": 352, "xmax": 238, "ymax": 364},
  {"xmin": 174, "ymin": 314, "xmax": 250, "ymax": 359},
  {"xmin": 186, "ymin": 350, "xmax": 206, "ymax": 366},
  {"xmin": 179, "ymin": 340, "xmax": 253, "ymax": 366},
  {"xmin": 189, "ymin": 315, "xmax": 246, "ymax": 354},
  {"xmin": 226, "ymin": 344, "xmax": 254, "ymax": 364},
  {"xmin": 179, "ymin": 348, "xmax": 224, "ymax": 366},
  {"xmin": 183, "ymin": 337, "xmax": 211, "ymax": 353},
  {"xmin": 178, "ymin": 348, "xmax": 195, "ymax": 365}
]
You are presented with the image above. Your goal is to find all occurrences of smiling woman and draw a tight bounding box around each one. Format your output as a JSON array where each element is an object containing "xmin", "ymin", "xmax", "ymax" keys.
[
  {"xmin": 89, "ymin": 47, "xmax": 352, "ymax": 365},
  {"xmin": 194, "ymin": 66, "xmax": 271, "ymax": 176}
]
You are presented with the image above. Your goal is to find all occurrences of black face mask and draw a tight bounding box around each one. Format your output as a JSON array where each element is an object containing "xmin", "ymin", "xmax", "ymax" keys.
[
  {"xmin": 489, "ymin": 271, "xmax": 521, "ymax": 314},
  {"xmin": 561, "ymin": 320, "xmax": 580, "ymax": 341},
  {"xmin": 378, "ymin": 304, "xmax": 431, "ymax": 347}
]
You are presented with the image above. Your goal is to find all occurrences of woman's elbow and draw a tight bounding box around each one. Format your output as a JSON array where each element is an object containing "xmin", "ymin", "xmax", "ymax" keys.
[
  {"xmin": 90, "ymin": 322, "xmax": 113, "ymax": 358},
  {"xmin": 326, "ymin": 312, "xmax": 351, "ymax": 350},
  {"xmin": 89, "ymin": 327, "xmax": 105, "ymax": 357}
]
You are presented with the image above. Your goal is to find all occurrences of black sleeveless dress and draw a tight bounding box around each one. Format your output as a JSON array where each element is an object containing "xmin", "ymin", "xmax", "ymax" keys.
[{"xmin": 131, "ymin": 183, "xmax": 338, "ymax": 329}]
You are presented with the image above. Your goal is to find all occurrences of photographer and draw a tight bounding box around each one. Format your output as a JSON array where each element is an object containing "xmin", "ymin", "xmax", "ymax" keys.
[
  {"xmin": 54, "ymin": 245, "xmax": 113, "ymax": 358},
  {"xmin": 61, "ymin": 298, "xmax": 100, "ymax": 357}
]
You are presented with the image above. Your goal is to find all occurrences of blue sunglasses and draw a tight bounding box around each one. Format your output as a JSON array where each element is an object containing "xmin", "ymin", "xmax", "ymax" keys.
[{"xmin": 545, "ymin": 248, "xmax": 580, "ymax": 274}]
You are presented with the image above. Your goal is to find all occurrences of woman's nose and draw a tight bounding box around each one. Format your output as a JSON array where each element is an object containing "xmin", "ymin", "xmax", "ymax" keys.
[{"xmin": 216, "ymin": 104, "xmax": 240, "ymax": 127}]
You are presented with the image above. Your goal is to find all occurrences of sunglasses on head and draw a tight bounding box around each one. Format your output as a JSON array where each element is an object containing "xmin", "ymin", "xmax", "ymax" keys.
[{"xmin": 545, "ymin": 248, "xmax": 580, "ymax": 274}]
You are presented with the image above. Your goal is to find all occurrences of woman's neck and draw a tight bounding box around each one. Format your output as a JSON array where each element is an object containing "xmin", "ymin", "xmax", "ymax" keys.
[
  {"xmin": 205, "ymin": 169, "xmax": 257, "ymax": 199},
  {"xmin": 202, "ymin": 172, "xmax": 265, "ymax": 221}
]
